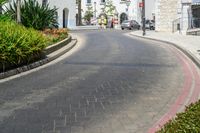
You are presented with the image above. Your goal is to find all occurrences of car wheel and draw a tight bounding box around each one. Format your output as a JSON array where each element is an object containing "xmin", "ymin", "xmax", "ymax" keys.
[{"xmin": 121, "ymin": 28, "xmax": 124, "ymax": 30}]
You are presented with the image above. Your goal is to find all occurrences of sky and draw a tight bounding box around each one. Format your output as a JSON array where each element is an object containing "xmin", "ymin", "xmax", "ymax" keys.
[{"xmin": 193, "ymin": 0, "xmax": 200, "ymax": 3}]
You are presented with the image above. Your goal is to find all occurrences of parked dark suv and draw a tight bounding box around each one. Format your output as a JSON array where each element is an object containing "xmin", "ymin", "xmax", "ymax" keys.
[
  {"xmin": 121, "ymin": 20, "xmax": 140, "ymax": 30},
  {"xmin": 145, "ymin": 20, "xmax": 155, "ymax": 30}
]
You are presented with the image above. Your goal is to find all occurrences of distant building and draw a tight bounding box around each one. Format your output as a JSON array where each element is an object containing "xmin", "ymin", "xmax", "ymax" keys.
[
  {"xmin": 80, "ymin": 0, "xmax": 155, "ymax": 25},
  {"xmin": 144, "ymin": 0, "xmax": 156, "ymax": 20},
  {"xmin": 155, "ymin": 0, "xmax": 179, "ymax": 32},
  {"xmin": 80, "ymin": 0, "xmax": 140, "ymax": 24},
  {"xmin": 155, "ymin": 0, "xmax": 200, "ymax": 34}
]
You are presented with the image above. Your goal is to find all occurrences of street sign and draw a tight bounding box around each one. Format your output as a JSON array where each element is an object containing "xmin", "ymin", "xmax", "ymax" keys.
[{"xmin": 139, "ymin": 2, "xmax": 144, "ymax": 7}]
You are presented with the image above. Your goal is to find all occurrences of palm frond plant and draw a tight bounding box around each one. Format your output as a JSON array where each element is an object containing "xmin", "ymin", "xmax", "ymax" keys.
[
  {"xmin": 0, "ymin": 0, "xmax": 12, "ymax": 21},
  {"xmin": 0, "ymin": 0, "xmax": 8, "ymax": 14},
  {"xmin": 6, "ymin": 0, "xmax": 58, "ymax": 30}
]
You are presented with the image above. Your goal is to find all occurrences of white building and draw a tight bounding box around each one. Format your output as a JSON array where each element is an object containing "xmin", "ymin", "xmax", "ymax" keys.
[
  {"xmin": 38, "ymin": 0, "xmax": 76, "ymax": 28},
  {"xmin": 81, "ymin": 0, "xmax": 138, "ymax": 24},
  {"xmin": 3, "ymin": 0, "xmax": 76, "ymax": 28},
  {"xmin": 3, "ymin": 0, "xmax": 157, "ymax": 29},
  {"xmin": 145, "ymin": 0, "xmax": 156, "ymax": 20},
  {"xmin": 80, "ymin": 0, "xmax": 156, "ymax": 26}
]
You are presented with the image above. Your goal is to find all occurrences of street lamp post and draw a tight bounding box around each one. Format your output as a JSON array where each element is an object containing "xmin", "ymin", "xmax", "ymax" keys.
[
  {"xmin": 125, "ymin": 0, "xmax": 131, "ymax": 20},
  {"xmin": 142, "ymin": 0, "xmax": 146, "ymax": 36},
  {"xmin": 94, "ymin": 1, "xmax": 97, "ymax": 18}
]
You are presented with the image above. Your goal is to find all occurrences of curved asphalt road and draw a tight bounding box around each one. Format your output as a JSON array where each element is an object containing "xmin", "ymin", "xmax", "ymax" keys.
[{"xmin": 0, "ymin": 30, "xmax": 196, "ymax": 133}]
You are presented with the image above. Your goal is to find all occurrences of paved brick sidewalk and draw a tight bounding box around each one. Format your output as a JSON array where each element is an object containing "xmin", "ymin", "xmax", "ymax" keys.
[
  {"xmin": 130, "ymin": 30, "xmax": 200, "ymax": 132},
  {"xmin": 130, "ymin": 31, "xmax": 200, "ymax": 68}
]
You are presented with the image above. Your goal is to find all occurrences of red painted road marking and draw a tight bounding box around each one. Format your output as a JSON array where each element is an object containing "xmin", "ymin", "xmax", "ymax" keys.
[
  {"xmin": 188, "ymin": 61, "xmax": 200, "ymax": 104},
  {"xmin": 148, "ymin": 44, "xmax": 200, "ymax": 133}
]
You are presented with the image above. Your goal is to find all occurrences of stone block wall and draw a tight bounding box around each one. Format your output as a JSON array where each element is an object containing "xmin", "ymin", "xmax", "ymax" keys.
[{"xmin": 155, "ymin": 0, "xmax": 179, "ymax": 32}]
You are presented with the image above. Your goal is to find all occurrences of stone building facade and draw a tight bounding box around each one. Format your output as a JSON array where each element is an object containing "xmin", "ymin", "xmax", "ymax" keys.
[
  {"xmin": 155, "ymin": 0, "xmax": 180, "ymax": 32},
  {"xmin": 155, "ymin": 0, "xmax": 200, "ymax": 34}
]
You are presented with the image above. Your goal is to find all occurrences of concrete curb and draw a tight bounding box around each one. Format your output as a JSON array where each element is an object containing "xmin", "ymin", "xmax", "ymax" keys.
[
  {"xmin": 0, "ymin": 38, "xmax": 77, "ymax": 79},
  {"xmin": 69, "ymin": 26, "xmax": 100, "ymax": 31},
  {"xmin": 130, "ymin": 33, "xmax": 200, "ymax": 69},
  {"xmin": 45, "ymin": 35, "xmax": 72, "ymax": 55}
]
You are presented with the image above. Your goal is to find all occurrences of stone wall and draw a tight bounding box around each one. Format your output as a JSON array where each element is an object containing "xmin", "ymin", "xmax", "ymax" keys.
[{"xmin": 155, "ymin": 0, "xmax": 179, "ymax": 32}]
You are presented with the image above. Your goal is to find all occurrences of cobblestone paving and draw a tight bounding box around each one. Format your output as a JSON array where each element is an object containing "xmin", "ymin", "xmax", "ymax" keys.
[{"xmin": 0, "ymin": 30, "xmax": 183, "ymax": 133}]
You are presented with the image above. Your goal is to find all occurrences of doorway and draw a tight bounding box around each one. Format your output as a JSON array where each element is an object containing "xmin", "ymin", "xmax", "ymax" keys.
[
  {"xmin": 120, "ymin": 13, "xmax": 128, "ymax": 24},
  {"xmin": 63, "ymin": 8, "xmax": 69, "ymax": 28}
]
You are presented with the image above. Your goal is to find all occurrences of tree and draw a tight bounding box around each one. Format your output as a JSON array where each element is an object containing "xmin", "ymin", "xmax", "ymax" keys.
[
  {"xmin": 83, "ymin": 5, "xmax": 93, "ymax": 25},
  {"xmin": 77, "ymin": 0, "xmax": 82, "ymax": 25},
  {"xmin": 102, "ymin": 0, "xmax": 116, "ymax": 17}
]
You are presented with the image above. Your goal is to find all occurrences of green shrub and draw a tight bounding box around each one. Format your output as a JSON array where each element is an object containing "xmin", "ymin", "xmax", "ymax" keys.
[
  {"xmin": 0, "ymin": 0, "xmax": 7, "ymax": 6},
  {"xmin": 0, "ymin": 21, "xmax": 47, "ymax": 70},
  {"xmin": 42, "ymin": 28, "xmax": 68, "ymax": 46},
  {"xmin": 157, "ymin": 100, "xmax": 200, "ymax": 133},
  {"xmin": 6, "ymin": 0, "xmax": 58, "ymax": 30},
  {"xmin": 0, "ymin": 14, "xmax": 11, "ymax": 21}
]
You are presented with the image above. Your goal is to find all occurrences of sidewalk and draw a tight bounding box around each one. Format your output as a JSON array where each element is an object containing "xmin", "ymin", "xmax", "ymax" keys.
[
  {"xmin": 130, "ymin": 30, "xmax": 200, "ymax": 68},
  {"xmin": 70, "ymin": 25, "xmax": 100, "ymax": 31},
  {"xmin": 131, "ymin": 30, "xmax": 200, "ymax": 132}
]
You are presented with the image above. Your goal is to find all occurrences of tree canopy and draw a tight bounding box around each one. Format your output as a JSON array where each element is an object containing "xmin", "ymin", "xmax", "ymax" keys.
[{"xmin": 102, "ymin": 0, "xmax": 116, "ymax": 17}]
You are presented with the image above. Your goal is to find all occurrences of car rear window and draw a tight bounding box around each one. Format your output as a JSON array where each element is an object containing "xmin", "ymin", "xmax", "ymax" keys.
[{"xmin": 123, "ymin": 20, "xmax": 130, "ymax": 23}]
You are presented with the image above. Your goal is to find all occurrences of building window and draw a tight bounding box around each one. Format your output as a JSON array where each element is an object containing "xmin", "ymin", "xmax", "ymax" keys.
[
  {"xmin": 87, "ymin": 0, "xmax": 91, "ymax": 4},
  {"xmin": 191, "ymin": 4, "xmax": 200, "ymax": 29},
  {"xmin": 86, "ymin": 0, "xmax": 92, "ymax": 6}
]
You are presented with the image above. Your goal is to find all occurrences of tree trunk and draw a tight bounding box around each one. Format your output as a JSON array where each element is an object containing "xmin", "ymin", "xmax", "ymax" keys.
[
  {"xmin": 78, "ymin": 0, "xmax": 82, "ymax": 26},
  {"xmin": 16, "ymin": 0, "xmax": 21, "ymax": 23},
  {"xmin": 0, "ymin": 6, "xmax": 2, "ymax": 14}
]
